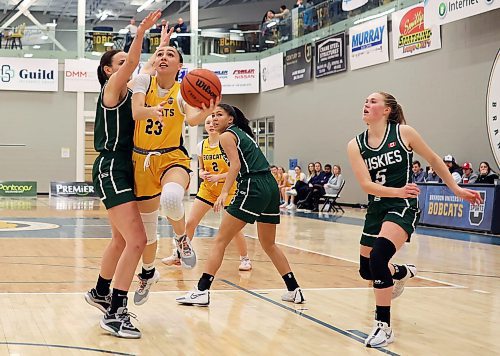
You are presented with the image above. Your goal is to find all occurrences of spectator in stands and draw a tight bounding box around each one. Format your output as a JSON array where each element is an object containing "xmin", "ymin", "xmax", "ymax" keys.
[
  {"xmin": 476, "ymin": 161, "xmax": 499, "ymax": 184},
  {"xmin": 294, "ymin": 163, "xmax": 315, "ymax": 208},
  {"xmin": 278, "ymin": 167, "xmax": 291, "ymax": 205},
  {"xmin": 270, "ymin": 165, "xmax": 278, "ymax": 182},
  {"xmin": 298, "ymin": 162, "xmax": 332, "ymax": 211},
  {"xmin": 285, "ymin": 165, "xmax": 307, "ymax": 210},
  {"xmin": 425, "ymin": 166, "xmax": 440, "ymax": 182},
  {"xmin": 157, "ymin": 18, "xmax": 168, "ymax": 31},
  {"xmin": 174, "ymin": 18, "xmax": 188, "ymax": 54},
  {"xmin": 275, "ymin": 4, "xmax": 291, "ymax": 19},
  {"xmin": 443, "ymin": 155, "xmax": 462, "ymax": 183},
  {"xmin": 294, "ymin": 0, "xmax": 305, "ymax": 9},
  {"xmin": 305, "ymin": 162, "xmax": 315, "ymax": 182},
  {"xmin": 124, "ymin": 18, "xmax": 137, "ymax": 52},
  {"xmin": 324, "ymin": 165, "xmax": 344, "ymax": 195},
  {"xmin": 274, "ymin": 5, "xmax": 291, "ymax": 42},
  {"xmin": 260, "ymin": 10, "xmax": 276, "ymax": 49},
  {"xmin": 411, "ymin": 160, "xmax": 426, "ymax": 183},
  {"xmin": 461, "ymin": 162, "xmax": 478, "ymax": 184}
]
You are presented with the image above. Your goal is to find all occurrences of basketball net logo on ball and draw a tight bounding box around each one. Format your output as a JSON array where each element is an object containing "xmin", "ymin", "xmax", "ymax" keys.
[{"xmin": 180, "ymin": 69, "xmax": 222, "ymax": 109}]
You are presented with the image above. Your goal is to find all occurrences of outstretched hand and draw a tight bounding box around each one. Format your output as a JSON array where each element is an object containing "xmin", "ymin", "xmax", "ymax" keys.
[
  {"xmin": 138, "ymin": 10, "xmax": 162, "ymax": 34},
  {"xmin": 160, "ymin": 24, "xmax": 175, "ymax": 48},
  {"xmin": 456, "ymin": 188, "xmax": 483, "ymax": 205}
]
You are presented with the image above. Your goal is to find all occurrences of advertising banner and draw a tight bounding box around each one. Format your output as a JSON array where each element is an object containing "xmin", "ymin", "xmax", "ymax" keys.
[
  {"xmin": 0, "ymin": 58, "xmax": 58, "ymax": 91},
  {"xmin": 0, "ymin": 181, "xmax": 37, "ymax": 197},
  {"xmin": 260, "ymin": 52, "xmax": 285, "ymax": 92},
  {"xmin": 50, "ymin": 182, "xmax": 98, "ymax": 198},
  {"xmin": 392, "ymin": 4, "xmax": 442, "ymax": 60},
  {"xmin": 284, "ymin": 43, "xmax": 313, "ymax": 85},
  {"xmin": 424, "ymin": 0, "xmax": 500, "ymax": 26},
  {"xmin": 202, "ymin": 61, "xmax": 259, "ymax": 94},
  {"xmin": 419, "ymin": 184, "xmax": 495, "ymax": 232},
  {"xmin": 64, "ymin": 59, "xmax": 100, "ymax": 92},
  {"xmin": 349, "ymin": 16, "xmax": 389, "ymax": 70},
  {"xmin": 315, "ymin": 32, "xmax": 347, "ymax": 78},
  {"xmin": 487, "ymin": 49, "xmax": 500, "ymax": 170}
]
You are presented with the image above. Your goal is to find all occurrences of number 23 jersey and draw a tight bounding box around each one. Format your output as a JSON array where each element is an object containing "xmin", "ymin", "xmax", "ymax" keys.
[{"xmin": 132, "ymin": 74, "xmax": 186, "ymax": 150}]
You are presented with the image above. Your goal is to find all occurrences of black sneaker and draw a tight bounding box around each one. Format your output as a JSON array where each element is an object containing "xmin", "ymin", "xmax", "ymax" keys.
[
  {"xmin": 100, "ymin": 307, "xmax": 141, "ymax": 339},
  {"xmin": 85, "ymin": 288, "xmax": 111, "ymax": 313}
]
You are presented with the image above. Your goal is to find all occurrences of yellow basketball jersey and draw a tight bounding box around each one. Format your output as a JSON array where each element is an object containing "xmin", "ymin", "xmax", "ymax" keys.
[
  {"xmin": 201, "ymin": 138, "xmax": 237, "ymax": 192},
  {"xmin": 134, "ymin": 76, "xmax": 185, "ymax": 150}
]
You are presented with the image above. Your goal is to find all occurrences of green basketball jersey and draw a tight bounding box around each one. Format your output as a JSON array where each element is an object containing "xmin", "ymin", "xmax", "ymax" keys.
[
  {"xmin": 356, "ymin": 122, "xmax": 413, "ymax": 205},
  {"xmin": 224, "ymin": 124, "xmax": 270, "ymax": 178},
  {"xmin": 94, "ymin": 85, "xmax": 134, "ymax": 152}
]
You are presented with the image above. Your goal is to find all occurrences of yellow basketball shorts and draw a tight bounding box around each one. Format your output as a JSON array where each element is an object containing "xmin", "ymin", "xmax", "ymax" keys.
[
  {"xmin": 132, "ymin": 147, "xmax": 191, "ymax": 200},
  {"xmin": 196, "ymin": 181, "xmax": 236, "ymax": 207}
]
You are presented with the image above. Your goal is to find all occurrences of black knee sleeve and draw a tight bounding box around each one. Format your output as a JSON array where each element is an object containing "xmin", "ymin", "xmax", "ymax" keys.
[
  {"xmin": 369, "ymin": 237, "xmax": 396, "ymax": 289},
  {"xmin": 359, "ymin": 255, "xmax": 372, "ymax": 280}
]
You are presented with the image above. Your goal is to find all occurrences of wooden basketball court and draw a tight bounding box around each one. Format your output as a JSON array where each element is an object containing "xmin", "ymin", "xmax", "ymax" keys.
[{"xmin": 0, "ymin": 196, "xmax": 498, "ymax": 355}]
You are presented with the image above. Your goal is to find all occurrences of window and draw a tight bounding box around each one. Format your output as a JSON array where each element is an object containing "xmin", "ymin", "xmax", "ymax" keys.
[{"xmin": 251, "ymin": 117, "xmax": 274, "ymax": 164}]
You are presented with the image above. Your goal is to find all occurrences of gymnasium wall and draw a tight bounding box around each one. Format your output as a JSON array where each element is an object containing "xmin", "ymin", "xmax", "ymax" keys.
[{"xmin": 242, "ymin": 10, "xmax": 500, "ymax": 204}]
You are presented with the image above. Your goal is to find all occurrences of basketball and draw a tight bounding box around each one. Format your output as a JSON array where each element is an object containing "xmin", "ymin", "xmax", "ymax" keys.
[{"xmin": 180, "ymin": 69, "xmax": 222, "ymax": 109}]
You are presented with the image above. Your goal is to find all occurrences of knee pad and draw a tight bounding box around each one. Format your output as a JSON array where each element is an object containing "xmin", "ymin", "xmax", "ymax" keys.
[
  {"xmin": 369, "ymin": 237, "xmax": 396, "ymax": 289},
  {"xmin": 141, "ymin": 210, "xmax": 159, "ymax": 245},
  {"xmin": 359, "ymin": 255, "xmax": 372, "ymax": 280},
  {"xmin": 160, "ymin": 182, "xmax": 185, "ymax": 221}
]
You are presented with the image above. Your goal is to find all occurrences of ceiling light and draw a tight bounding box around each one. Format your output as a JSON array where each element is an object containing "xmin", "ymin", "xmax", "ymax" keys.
[
  {"xmin": 100, "ymin": 12, "xmax": 109, "ymax": 21},
  {"xmin": 24, "ymin": 53, "xmax": 33, "ymax": 58},
  {"xmin": 41, "ymin": 35, "xmax": 49, "ymax": 40},
  {"xmin": 235, "ymin": 49, "xmax": 245, "ymax": 53},
  {"xmin": 209, "ymin": 52, "xmax": 227, "ymax": 58},
  {"xmin": 353, "ymin": 7, "xmax": 395, "ymax": 25},
  {"xmin": 32, "ymin": 45, "xmax": 40, "ymax": 49},
  {"xmin": 137, "ymin": 0, "xmax": 154, "ymax": 13},
  {"xmin": 265, "ymin": 40, "xmax": 275, "ymax": 44},
  {"xmin": 229, "ymin": 29, "xmax": 242, "ymax": 33}
]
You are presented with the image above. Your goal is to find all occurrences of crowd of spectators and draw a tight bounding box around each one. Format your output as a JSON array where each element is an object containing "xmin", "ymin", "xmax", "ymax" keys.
[{"xmin": 411, "ymin": 155, "xmax": 499, "ymax": 185}]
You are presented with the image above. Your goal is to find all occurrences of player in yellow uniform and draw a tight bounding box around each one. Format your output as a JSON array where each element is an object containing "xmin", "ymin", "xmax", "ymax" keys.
[
  {"xmin": 131, "ymin": 32, "xmax": 218, "ymax": 305},
  {"xmin": 162, "ymin": 116, "xmax": 252, "ymax": 271}
]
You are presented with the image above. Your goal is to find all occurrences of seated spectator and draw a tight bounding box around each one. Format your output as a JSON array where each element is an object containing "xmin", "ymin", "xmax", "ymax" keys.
[
  {"xmin": 425, "ymin": 166, "xmax": 440, "ymax": 183},
  {"xmin": 298, "ymin": 162, "xmax": 332, "ymax": 211},
  {"xmin": 285, "ymin": 166, "xmax": 307, "ymax": 210},
  {"xmin": 278, "ymin": 167, "xmax": 291, "ymax": 205},
  {"xmin": 443, "ymin": 155, "xmax": 462, "ymax": 183},
  {"xmin": 271, "ymin": 165, "xmax": 278, "ymax": 182},
  {"xmin": 411, "ymin": 160, "xmax": 426, "ymax": 183},
  {"xmin": 461, "ymin": 162, "xmax": 478, "ymax": 184},
  {"xmin": 305, "ymin": 162, "xmax": 315, "ymax": 183},
  {"xmin": 476, "ymin": 161, "xmax": 499, "ymax": 184},
  {"xmin": 157, "ymin": 18, "xmax": 168, "ymax": 31},
  {"xmin": 324, "ymin": 165, "xmax": 344, "ymax": 195}
]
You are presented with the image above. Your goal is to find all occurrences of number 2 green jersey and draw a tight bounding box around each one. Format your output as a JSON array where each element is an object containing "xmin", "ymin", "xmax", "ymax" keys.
[{"xmin": 356, "ymin": 122, "xmax": 414, "ymax": 206}]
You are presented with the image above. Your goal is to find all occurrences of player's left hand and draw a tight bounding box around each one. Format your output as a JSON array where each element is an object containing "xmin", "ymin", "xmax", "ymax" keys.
[
  {"xmin": 138, "ymin": 10, "xmax": 162, "ymax": 34},
  {"xmin": 214, "ymin": 192, "xmax": 228, "ymax": 213},
  {"xmin": 160, "ymin": 24, "xmax": 175, "ymax": 48},
  {"xmin": 199, "ymin": 96, "xmax": 221, "ymax": 116},
  {"xmin": 455, "ymin": 188, "xmax": 483, "ymax": 205},
  {"xmin": 206, "ymin": 174, "xmax": 221, "ymax": 183}
]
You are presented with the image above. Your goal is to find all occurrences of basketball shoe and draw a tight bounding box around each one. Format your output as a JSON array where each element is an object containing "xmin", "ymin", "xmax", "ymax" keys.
[
  {"xmin": 392, "ymin": 264, "xmax": 417, "ymax": 299},
  {"xmin": 238, "ymin": 256, "xmax": 252, "ymax": 271},
  {"xmin": 176, "ymin": 287, "xmax": 210, "ymax": 306},
  {"xmin": 281, "ymin": 287, "xmax": 306, "ymax": 304},
  {"xmin": 84, "ymin": 288, "xmax": 111, "ymax": 313},
  {"xmin": 174, "ymin": 234, "xmax": 197, "ymax": 269},
  {"xmin": 365, "ymin": 321, "xmax": 394, "ymax": 348},
  {"xmin": 134, "ymin": 269, "xmax": 160, "ymax": 305},
  {"xmin": 100, "ymin": 307, "xmax": 141, "ymax": 339},
  {"xmin": 161, "ymin": 248, "xmax": 181, "ymax": 266}
]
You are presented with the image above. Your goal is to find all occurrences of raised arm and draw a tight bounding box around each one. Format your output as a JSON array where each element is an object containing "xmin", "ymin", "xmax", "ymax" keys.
[
  {"xmin": 401, "ymin": 125, "xmax": 482, "ymax": 204},
  {"xmin": 213, "ymin": 132, "xmax": 240, "ymax": 212},
  {"xmin": 106, "ymin": 11, "xmax": 161, "ymax": 99},
  {"xmin": 140, "ymin": 25, "xmax": 175, "ymax": 76},
  {"xmin": 347, "ymin": 139, "xmax": 419, "ymax": 199}
]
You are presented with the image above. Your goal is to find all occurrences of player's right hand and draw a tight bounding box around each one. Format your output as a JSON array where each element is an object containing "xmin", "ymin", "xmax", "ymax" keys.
[
  {"xmin": 213, "ymin": 192, "xmax": 228, "ymax": 213},
  {"xmin": 150, "ymin": 101, "xmax": 167, "ymax": 119},
  {"xmin": 398, "ymin": 183, "xmax": 420, "ymax": 199},
  {"xmin": 138, "ymin": 10, "xmax": 162, "ymax": 34},
  {"xmin": 456, "ymin": 188, "xmax": 483, "ymax": 205}
]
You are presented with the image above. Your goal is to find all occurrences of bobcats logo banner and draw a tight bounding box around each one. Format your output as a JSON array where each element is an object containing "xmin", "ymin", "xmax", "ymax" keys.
[{"xmin": 469, "ymin": 191, "xmax": 486, "ymax": 226}]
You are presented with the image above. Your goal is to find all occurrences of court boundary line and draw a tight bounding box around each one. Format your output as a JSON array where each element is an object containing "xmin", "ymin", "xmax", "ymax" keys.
[
  {"xmin": 200, "ymin": 223, "xmax": 466, "ymax": 289},
  {"xmin": 219, "ymin": 278, "xmax": 400, "ymax": 356},
  {"xmin": 0, "ymin": 342, "xmax": 134, "ymax": 355}
]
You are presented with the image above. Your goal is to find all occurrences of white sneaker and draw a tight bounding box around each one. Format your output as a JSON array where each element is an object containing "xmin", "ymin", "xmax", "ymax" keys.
[
  {"xmin": 365, "ymin": 321, "xmax": 394, "ymax": 348},
  {"xmin": 161, "ymin": 248, "xmax": 181, "ymax": 266},
  {"xmin": 286, "ymin": 189, "xmax": 297, "ymax": 196},
  {"xmin": 280, "ymin": 203, "xmax": 288, "ymax": 208},
  {"xmin": 392, "ymin": 264, "xmax": 417, "ymax": 299},
  {"xmin": 134, "ymin": 269, "xmax": 160, "ymax": 306},
  {"xmin": 286, "ymin": 204, "xmax": 296, "ymax": 210},
  {"xmin": 281, "ymin": 288, "xmax": 305, "ymax": 304},
  {"xmin": 238, "ymin": 257, "xmax": 252, "ymax": 271},
  {"xmin": 176, "ymin": 287, "xmax": 210, "ymax": 306},
  {"xmin": 174, "ymin": 234, "xmax": 196, "ymax": 269}
]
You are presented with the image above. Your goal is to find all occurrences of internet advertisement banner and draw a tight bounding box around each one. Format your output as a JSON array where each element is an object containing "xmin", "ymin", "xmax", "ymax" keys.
[
  {"xmin": 424, "ymin": 0, "xmax": 500, "ymax": 26},
  {"xmin": 50, "ymin": 182, "xmax": 98, "ymax": 198},
  {"xmin": 315, "ymin": 32, "xmax": 347, "ymax": 78},
  {"xmin": 64, "ymin": 59, "xmax": 100, "ymax": 92},
  {"xmin": 0, "ymin": 58, "xmax": 58, "ymax": 91},
  {"xmin": 203, "ymin": 61, "xmax": 259, "ymax": 94},
  {"xmin": 420, "ymin": 184, "xmax": 495, "ymax": 232},
  {"xmin": 284, "ymin": 43, "xmax": 313, "ymax": 85},
  {"xmin": 349, "ymin": 16, "xmax": 389, "ymax": 70},
  {"xmin": 260, "ymin": 52, "xmax": 285, "ymax": 92},
  {"xmin": 0, "ymin": 181, "xmax": 37, "ymax": 197},
  {"xmin": 392, "ymin": 4, "xmax": 441, "ymax": 60}
]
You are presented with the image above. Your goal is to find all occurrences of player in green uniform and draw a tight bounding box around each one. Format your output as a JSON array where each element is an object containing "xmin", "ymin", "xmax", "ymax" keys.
[
  {"xmin": 176, "ymin": 104, "xmax": 305, "ymax": 306},
  {"xmin": 84, "ymin": 10, "xmax": 162, "ymax": 339},
  {"xmin": 347, "ymin": 92, "xmax": 482, "ymax": 348}
]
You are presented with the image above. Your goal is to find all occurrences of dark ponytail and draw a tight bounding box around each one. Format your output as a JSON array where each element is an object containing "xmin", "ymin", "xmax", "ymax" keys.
[
  {"xmin": 218, "ymin": 104, "xmax": 255, "ymax": 139},
  {"xmin": 379, "ymin": 92, "xmax": 406, "ymax": 125},
  {"xmin": 97, "ymin": 49, "xmax": 122, "ymax": 87}
]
